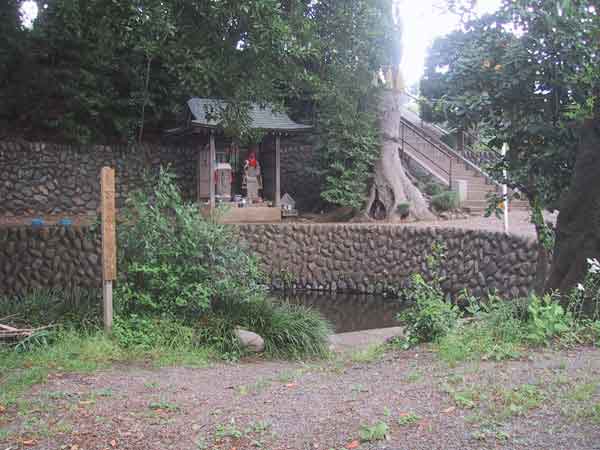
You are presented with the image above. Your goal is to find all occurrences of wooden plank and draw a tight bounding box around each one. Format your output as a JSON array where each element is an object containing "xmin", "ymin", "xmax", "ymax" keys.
[
  {"xmin": 275, "ymin": 134, "xmax": 281, "ymax": 206},
  {"xmin": 100, "ymin": 167, "xmax": 116, "ymax": 333},
  {"xmin": 209, "ymin": 133, "xmax": 216, "ymax": 209},
  {"xmin": 101, "ymin": 167, "xmax": 116, "ymax": 281}
]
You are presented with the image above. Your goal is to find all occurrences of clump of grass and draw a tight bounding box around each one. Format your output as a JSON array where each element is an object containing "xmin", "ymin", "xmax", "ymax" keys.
[
  {"xmin": 359, "ymin": 421, "xmax": 389, "ymax": 442},
  {"xmin": 200, "ymin": 297, "xmax": 333, "ymax": 359},
  {"xmin": 431, "ymin": 191, "xmax": 458, "ymax": 212},
  {"xmin": 0, "ymin": 288, "xmax": 101, "ymax": 329},
  {"xmin": 397, "ymin": 412, "xmax": 421, "ymax": 426}
]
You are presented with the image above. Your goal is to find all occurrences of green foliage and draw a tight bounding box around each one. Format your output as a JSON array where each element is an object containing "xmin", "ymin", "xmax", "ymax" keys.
[
  {"xmin": 397, "ymin": 412, "xmax": 421, "ymax": 426},
  {"xmin": 319, "ymin": 105, "xmax": 380, "ymax": 210},
  {"xmin": 526, "ymin": 294, "xmax": 574, "ymax": 345},
  {"xmin": 112, "ymin": 315, "xmax": 194, "ymax": 350},
  {"xmin": 398, "ymin": 273, "xmax": 460, "ymax": 346},
  {"xmin": 430, "ymin": 191, "xmax": 458, "ymax": 212},
  {"xmin": 116, "ymin": 169, "xmax": 265, "ymax": 320},
  {"xmin": 421, "ymin": 0, "xmax": 599, "ymax": 217},
  {"xmin": 396, "ymin": 202, "xmax": 410, "ymax": 219},
  {"xmin": 359, "ymin": 421, "xmax": 389, "ymax": 442},
  {"xmin": 0, "ymin": 288, "xmax": 101, "ymax": 329},
  {"xmin": 200, "ymin": 297, "xmax": 333, "ymax": 359},
  {"xmin": 398, "ymin": 242, "xmax": 460, "ymax": 346},
  {"xmin": 424, "ymin": 182, "xmax": 444, "ymax": 197},
  {"xmin": 438, "ymin": 296, "xmax": 527, "ymax": 363}
]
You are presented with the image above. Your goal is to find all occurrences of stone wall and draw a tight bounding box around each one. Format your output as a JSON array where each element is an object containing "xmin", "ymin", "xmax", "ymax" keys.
[
  {"xmin": 0, "ymin": 141, "xmax": 198, "ymax": 217},
  {"xmin": 238, "ymin": 224, "xmax": 539, "ymax": 299},
  {"xmin": 0, "ymin": 223, "xmax": 539, "ymax": 299},
  {"xmin": 0, "ymin": 225, "xmax": 101, "ymax": 295},
  {"xmin": 0, "ymin": 138, "xmax": 322, "ymax": 218},
  {"xmin": 279, "ymin": 135, "xmax": 322, "ymax": 211}
]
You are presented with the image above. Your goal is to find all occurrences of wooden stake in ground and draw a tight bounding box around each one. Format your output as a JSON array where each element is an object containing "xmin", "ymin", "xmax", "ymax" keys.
[{"xmin": 100, "ymin": 167, "xmax": 117, "ymax": 333}]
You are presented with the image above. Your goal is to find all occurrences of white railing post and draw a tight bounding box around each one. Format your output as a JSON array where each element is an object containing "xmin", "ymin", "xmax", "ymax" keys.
[{"xmin": 501, "ymin": 143, "xmax": 509, "ymax": 234}]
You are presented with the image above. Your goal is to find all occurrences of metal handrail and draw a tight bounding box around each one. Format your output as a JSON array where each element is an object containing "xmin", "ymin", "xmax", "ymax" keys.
[
  {"xmin": 401, "ymin": 91, "xmax": 503, "ymax": 163},
  {"xmin": 400, "ymin": 118, "xmax": 453, "ymax": 187}
]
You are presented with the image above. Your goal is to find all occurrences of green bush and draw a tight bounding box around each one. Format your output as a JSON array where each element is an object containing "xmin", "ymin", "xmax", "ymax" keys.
[
  {"xmin": 396, "ymin": 202, "xmax": 410, "ymax": 218},
  {"xmin": 424, "ymin": 182, "xmax": 444, "ymax": 196},
  {"xmin": 112, "ymin": 315, "xmax": 195, "ymax": 350},
  {"xmin": 200, "ymin": 297, "xmax": 333, "ymax": 359},
  {"xmin": 398, "ymin": 274, "xmax": 460, "ymax": 346},
  {"xmin": 431, "ymin": 191, "xmax": 458, "ymax": 212},
  {"xmin": 526, "ymin": 294, "xmax": 574, "ymax": 345},
  {"xmin": 116, "ymin": 169, "xmax": 266, "ymax": 320}
]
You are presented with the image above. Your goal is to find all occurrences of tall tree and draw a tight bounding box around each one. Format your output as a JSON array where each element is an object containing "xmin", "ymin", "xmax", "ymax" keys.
[{"xmin": 420, "ymin": 0, "xmax": 599, "ymax": 294}]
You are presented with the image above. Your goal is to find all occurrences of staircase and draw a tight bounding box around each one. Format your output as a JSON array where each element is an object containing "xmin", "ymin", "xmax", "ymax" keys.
[{"xmin": 398, "ymin": 103, "xmax": 529, "ymax": 214}]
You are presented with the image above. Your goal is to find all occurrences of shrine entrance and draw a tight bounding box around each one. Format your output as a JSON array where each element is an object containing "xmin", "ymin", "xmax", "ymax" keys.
[{"xmin": 167, "ymin": 98, "xmax": 311, "ymax": 223}]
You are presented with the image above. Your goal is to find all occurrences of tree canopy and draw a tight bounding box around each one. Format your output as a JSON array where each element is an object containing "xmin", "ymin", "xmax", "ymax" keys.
[
  {"xmin": 421, "ymin": 0, "xmax": 598, "ymax": 211},
  {"xmin": 420, "ymin": 0, "xmax": 599, "ymax": 293},
  {"xmin": 0, "ymin": 0, "xmax": 400, "ymax": 210}
]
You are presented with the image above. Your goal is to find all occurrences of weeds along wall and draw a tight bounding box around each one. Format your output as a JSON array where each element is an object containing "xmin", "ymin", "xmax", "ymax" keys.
[
  {"xmin": 0, "ymin": 223, "xmax": 540, "ymax": 298},
  {"xmin": 0, "ymin": 138, "xmax": 319, "ymax": 218}
]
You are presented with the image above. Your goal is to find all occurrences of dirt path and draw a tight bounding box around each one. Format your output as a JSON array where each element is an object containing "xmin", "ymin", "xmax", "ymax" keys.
[{"xmin": 1, "ymin": 345, "xmax": 599, "ymax": 450}]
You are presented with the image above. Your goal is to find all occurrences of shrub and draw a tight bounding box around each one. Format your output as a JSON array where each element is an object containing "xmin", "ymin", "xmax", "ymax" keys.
[
  {"xmin": 396, "ymin": 202, "xmax": 410, "ymax": 218},
  {"xmin": 398, "ymin": 241, "xmax": 460, "ymax": 346},
  {"xmin": 116, "ymin": 168, "xmax": 266, "ymax": 320},
  {"xmin": 424, "ymin": 182, "xmax": 443, "ymax": 196},
  {"xmin": 200, "ymin": 297, "xmax": 333, "ymax": 359},
  {"xmin": 431, "ymin": 191, "xmax": 458, "ymax": 211},
  {"xmin": 526, "ymin": 294, "xmax": 574, "ymax": 345},
  {"xmin": 398, "ymin": 274, "xmax": 460, "ymax": 346}
]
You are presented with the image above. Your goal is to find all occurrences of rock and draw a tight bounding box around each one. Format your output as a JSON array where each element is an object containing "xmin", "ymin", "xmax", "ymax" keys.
[{"xmin": 234, "ymin": 327, "xmax": 265, "ymax": 353}]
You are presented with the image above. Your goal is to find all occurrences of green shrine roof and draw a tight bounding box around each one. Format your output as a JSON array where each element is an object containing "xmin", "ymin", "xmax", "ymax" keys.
[{"xmin": 187, "ymin": 98, "xmax": 312, "ymax": 132}]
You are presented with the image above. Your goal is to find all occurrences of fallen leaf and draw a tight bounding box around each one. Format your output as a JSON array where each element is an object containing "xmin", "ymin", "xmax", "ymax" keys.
[
  {"xmin": 346, "ymin": 440, "xmax": 360, "ymax": 449},
  {"xmin": 285, "ymin": 383, "xmax": 298, "ymax": 388},
  {"xmin": 110, "ymin": 439, "xmax": 117, "ymax": 447},
  {"xmin": 22, "ymin": 439, "xmax": 37, "ymax": 446},
  {"xmin": 0, "ymin": 404, "xmax": 5, "ymax": 414},
  {"xmin": 79, "ymin": 400, "xmax": 94, "ymax": 405},
  {"xmin": 70, "ymin": 445, "xmax": 79, "ymax": 450},
  {"xmin": 442, "ymin": 406, "xmax": 456, "ymax": 414}
]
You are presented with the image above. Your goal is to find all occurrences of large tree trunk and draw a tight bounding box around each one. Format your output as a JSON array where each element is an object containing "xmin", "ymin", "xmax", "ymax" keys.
[
  {"xmin": 546, "ymin": 118, "xmax": 600, "ymax": 295},
  {"xmin": 364, "ymin": 89, "xmax": 435, "ymax": 221}
]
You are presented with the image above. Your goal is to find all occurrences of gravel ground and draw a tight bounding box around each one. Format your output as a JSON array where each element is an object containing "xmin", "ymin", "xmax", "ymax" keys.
[{"xmin": 1, "ymin": 345, "xmax": 599, "ymax": 450}]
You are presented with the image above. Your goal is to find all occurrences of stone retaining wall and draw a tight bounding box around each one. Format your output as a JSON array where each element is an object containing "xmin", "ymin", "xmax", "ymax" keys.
[
  {"xmin": 0, "ymin": 141, "xmax": 197, "ymax": 217},
  {"xmin": 238, "ymin": 224, "xmax": 539, "ymax": 299},
  {"xmin": 0, "ymin": 138, "xmax": 320, "ymax": 218},
  {"xmin": 0, "ymin": 226, "xmax": 101, "ymax": 295},
  {"xmin": 0, "ymin": 223, "xmax": 539, "ymax": 299}
]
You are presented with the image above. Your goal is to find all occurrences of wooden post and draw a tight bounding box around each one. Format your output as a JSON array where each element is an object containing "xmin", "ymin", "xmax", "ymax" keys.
[
  {"xmin": 197, "ymin": 142, "xmax": 202, "ymax": 204},
  {"xmin": 457, "ymin": 129, "xmax": 465, "ymax": 152},
  {"xmin": 100, "ymin": 167, "xmax": 116, "ymax": 333},
  {"xmin": 209, "ymin": 132, "xmax": 216, "ymax": 210},
  {"xmin": 274, "ymin": 134, "xmax": 281, "ymax": 206}
]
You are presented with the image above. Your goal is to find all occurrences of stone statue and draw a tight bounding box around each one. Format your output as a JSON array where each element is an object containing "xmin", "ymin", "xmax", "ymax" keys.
[{"xmin": 244, "ymin": 151, "xmax": 262, "ymax": 203}]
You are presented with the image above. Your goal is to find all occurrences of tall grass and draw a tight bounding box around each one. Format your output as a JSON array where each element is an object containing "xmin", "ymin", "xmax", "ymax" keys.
[
  {"xmin": 0, "ymin": 288, "xmax": 101, "ymax": 329},
  {"xmin": 201, "ymin": 297, "xmax": 333, "ymax": 359}
]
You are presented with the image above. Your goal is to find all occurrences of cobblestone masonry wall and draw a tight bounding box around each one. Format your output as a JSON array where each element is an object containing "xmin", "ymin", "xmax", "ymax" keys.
[
  {"xmin": 238, "ymin": 224, "xmax": 539, "ymax": 299},
  {"xmin": 0, "ymin": 223, "xmax": 539, "ymax": 298},
  {"xmin": 0, "ymin": 141, "xmax": 197, "ymax": 217},
  {"xmin": 0, "ymin": 226, "xmax": 101, "ymax": 295},
  {"xmin": 0, "ymin": 138, "xmax": 321, "ymax": 218}
]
